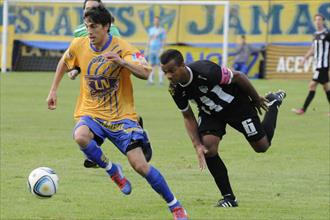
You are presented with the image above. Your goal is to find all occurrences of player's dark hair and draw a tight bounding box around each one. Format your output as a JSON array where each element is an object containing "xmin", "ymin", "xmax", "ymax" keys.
[
  {"xmin": 160, "ymin": 49, "xmax": 184, "ymax": 66},
  {"xmin": 314, "ymin": 13, "xmax": 325, "ymax": 21},
  {"xmin": 83, "ymin": 0, "xmax": 103, "ymax": 10},
  {"xmin": 84, "ymin": 6, "xmax": 112, "ymax": 32},
  {"xmin": 83, "ymin": 0, "xmax": 115, "ymax": 24}
]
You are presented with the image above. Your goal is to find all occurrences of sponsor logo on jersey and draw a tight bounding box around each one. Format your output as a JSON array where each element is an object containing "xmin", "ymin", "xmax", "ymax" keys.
[{"xmin": 198, "ymin": 86, "xmax": 208, "ymax": 93}]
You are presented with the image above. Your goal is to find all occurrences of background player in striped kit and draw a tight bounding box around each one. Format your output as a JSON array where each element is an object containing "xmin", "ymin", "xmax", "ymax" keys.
[{"xmin": 292, "ymin": 14, "xmax": 330, "ymax": 115}]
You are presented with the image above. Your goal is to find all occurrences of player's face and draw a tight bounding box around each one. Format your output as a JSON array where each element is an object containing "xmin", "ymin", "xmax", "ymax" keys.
[
  {"xmin": 314, "ymin": 16, "xmax": 324, "ymax": 30},
  {"xmin": 154, "ymin": 17, "xmax": 160, "ymax": 26},
  {"xmin": 161, "ymin": 60, "xmax": 186, "ymax": 84},
  {"xmin": 84, "ymin": 1, "xmax": 100, "ymax": 12},
  {"xmin": 84, "ymin": 18, "xmax": 109, "ymax": 48}
]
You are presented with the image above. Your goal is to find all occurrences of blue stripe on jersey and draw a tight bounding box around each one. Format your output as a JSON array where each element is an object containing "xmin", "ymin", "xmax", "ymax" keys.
[{"xmin": 90, "ymin": 35, "xmax": 113, "ymax": 52}]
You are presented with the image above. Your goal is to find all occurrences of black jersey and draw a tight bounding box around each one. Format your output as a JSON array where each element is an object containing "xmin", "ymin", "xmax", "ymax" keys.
[
  {"xmin": 313, "ymin": 29, "xmax": 330, "ymax": 69},
  {"xmin": 169, "ymin": 60, "xmax": 250, "ymax": 116}
]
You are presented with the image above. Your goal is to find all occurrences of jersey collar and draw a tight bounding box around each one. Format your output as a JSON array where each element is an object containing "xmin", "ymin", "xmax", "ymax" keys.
[
  {"xmin": 179, "ymin": 66, "xmax": 193, "ymax": 87},
  {"xmin": 315, "ymin": 28, "xmax": 326, "ymax": 34},
  {"xmin": 90, "ymin": 34, "xmax": 112, "ymax": 52}
]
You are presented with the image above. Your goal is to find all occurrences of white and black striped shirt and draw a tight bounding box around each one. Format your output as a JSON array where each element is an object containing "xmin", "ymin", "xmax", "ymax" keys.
[{"xmin": 313, "ymin": 29, "xmax": 330, "ymax": 69}]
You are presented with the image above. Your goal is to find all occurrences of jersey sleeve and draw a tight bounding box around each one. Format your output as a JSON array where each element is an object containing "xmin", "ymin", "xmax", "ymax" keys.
[
  {"xmin": 63, "ymin": 39, "xmax": 79, "ymax": 70},
  {"xmin": 120, "ymin": 39, "xmax": 151, "ymax": 69},
  {"xmin": 208, "ymin": 63, "xmax": 233, "ymax": 85},
  {"xmin": 169, "ymin": 84, "xmax": 189, "ymax": 112}
]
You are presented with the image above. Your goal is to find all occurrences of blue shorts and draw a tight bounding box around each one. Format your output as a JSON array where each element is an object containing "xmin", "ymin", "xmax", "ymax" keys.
[
  {"xmin": 148, "ymin": 52, "xmax": 160, "ymax": 66},
  {"xmin": 73, "ymin": 116, "xmax": 150, "ymax": 155}
]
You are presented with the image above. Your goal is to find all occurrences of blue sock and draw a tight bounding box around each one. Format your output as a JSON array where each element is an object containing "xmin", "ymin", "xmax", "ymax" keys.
[
  {"xmin": 81, "ymin": 140, "xmax": 108, "ymax": 168},
  {"xmin": 145, "ymin": 166, "xmax": 178, "ymax": 209}
]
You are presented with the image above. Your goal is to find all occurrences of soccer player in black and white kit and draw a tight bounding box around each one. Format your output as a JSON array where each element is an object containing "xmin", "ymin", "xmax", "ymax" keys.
[
  {"xmin": 160, "ymin": 49, "xmax": 286, "ymax": 207},
  {"xmin": 292, "ymin": 13, "xmax": 330, "ymax": 115}
]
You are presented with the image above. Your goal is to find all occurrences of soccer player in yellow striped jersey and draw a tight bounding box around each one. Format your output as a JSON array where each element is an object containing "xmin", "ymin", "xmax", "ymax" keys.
[
  {"xmin": 46, "ymin": 7, "xmax": 188, "ymax": 220},
  {"xmin": 64, "ymin": 34, "xmax": 146, "ymax": 122}
]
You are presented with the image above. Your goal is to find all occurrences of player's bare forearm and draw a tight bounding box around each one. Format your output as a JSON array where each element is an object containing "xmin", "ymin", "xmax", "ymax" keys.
[
  {"xmin": 232, "ymin": 72, "xmax": 268, "ymax": 113},
  {"xmin": 103, "ymin": 51, "xmax": 151, "ymax": 80},
  {"xmin": 50, "ymin": 58, "xmax": 68, "ymax": 92},
  {"xmin": 182, "ymin": 107, "xmax": 208, "ymax": 170},
  {"xmin": 232, "ymin": 72, "xmax": 260, "ymax": 102},
  {"xmin": 46, "ymin": 58, "xmax": 68, "ymax": 110},
  {"xmin": 121, "ymin": 60, "xmax": 151, "ymax": 80},
  {"xmin": 182, "ymin": 107, "xmax": 203, "ymax": 148},
  {"xmin": 304, "ymin": 45, "xmax": 314, "ymax": 59}
]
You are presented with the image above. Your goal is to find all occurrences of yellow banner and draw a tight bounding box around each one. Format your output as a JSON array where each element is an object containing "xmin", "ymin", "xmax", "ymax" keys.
[
  {"xmin": 1, "ymin": 0, "xmax": 328, "ymax": 44},
  {"xmin": 266, "ymin": 45, "xmax": 313, "ymax": 79}
]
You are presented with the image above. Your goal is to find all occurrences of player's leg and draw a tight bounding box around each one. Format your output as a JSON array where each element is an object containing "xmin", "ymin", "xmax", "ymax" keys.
[
  {"xmin": 232, "ymin": 90, "xmax": 285, "ymax": 152},
  {"xmin": 198, "ymin": 114, "xmax": 237, "ymax": 208},
  {"xmin": 126, "ymin": 146, "xmax": 187, "ymax": 219},
  {"xmin": 259, "ymin": 89, "xmax": 287, "ymax": 145},
  {"xmin": 111, "ymin": 119, "xmax": 187, "ymax": 219},
  {"xmin": 148, "ymin": 54, "xmax": 156, "ymax": 85},
  {"xmin": 323, "ymin": 82, "xmax": 330, "ymax": 107},
  {"xmin": 293, "ymin": 75, "xmax": 319, "ymax": 115},
  {"xmin": 74, "ymin": 116, "xmax": 131, "ymax": 195},
  {"xmin": 319, "ymin": 68, "xmax": 330, "ymax": 105},
  {"xmin": 201, "ymin": 134, "xmax": 238, "ymax": 208}
]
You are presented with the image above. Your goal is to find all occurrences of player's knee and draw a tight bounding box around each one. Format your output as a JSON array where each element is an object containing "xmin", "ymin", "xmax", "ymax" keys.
[
  {"xmin": 204, "ymin": 147, "xmax": 218, "ymax": 157},
  {"xmin": 253, "ymin": 144, "xmax": 270, "ymax": 153},
  {"xmin": 74, "ymin": 131, "xmax": 92, "ymax": 147},
  {"xmin": 73, "ymin": 125, "xmax": 93, "ymax": 147},
  {"xmin": 131, "ymin": 160, "xmax": 149, "ymax": 176}
]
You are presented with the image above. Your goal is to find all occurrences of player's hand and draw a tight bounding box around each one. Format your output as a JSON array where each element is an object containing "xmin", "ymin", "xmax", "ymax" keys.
[
  {"xmin": 195, "ymin": 144, "xmax": 208, "ymax": 171},
  {"xmin": 253, "ymin": 96, "xmax": 268, "ymax": 115},
  {"xmin": 102, "ymin": 52, "xmax": 124, "ymax": 66},
  {"xmin": 67, "ymin": 69, "xmax": 80, "ymax": 80},
  {"xmin": 46, "ymin": 91, "xmax": 57, "ymax": 110}
]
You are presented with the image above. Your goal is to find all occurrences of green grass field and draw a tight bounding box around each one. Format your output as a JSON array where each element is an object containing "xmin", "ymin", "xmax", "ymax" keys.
[{"xmin": 1, "ymin": 72, "xmax": 329, "ymax": 220}]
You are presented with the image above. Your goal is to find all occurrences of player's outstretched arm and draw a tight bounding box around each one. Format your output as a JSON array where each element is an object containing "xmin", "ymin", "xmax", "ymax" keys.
[
  {"xmin": 231, "ymin": 71, "xmax": 268, "ymax": 114},
  {"xmin": 182, "ymin": 107, "xmax": 208, "ymax": 170},
  {"xmin": 46, "ymin": 57, "xmax": 68, "ymax": 110},
  {"xmin": 301, "ymin": 45, "xmax": 314, "ymax": 66}
]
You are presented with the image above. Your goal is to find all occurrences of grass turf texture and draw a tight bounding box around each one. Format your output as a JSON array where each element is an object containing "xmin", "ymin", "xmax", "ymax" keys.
[{"xmin": 1, "ymin": 72, "xmax": 329, "ymax": 219}]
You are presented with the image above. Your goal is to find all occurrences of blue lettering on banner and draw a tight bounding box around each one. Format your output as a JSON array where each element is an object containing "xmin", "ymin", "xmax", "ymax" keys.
[
  {"xmin": 51, "ymin": 7, "xmax": 73, "ymax": 36},
  {"xmin": 188, "ymin": 6, "xmax": 214, "ymax": 35},
  {"xmin": 34, "ymin": 7, "xmax": 53, "ymax": 34},
  {"xmin": 251, "ymin": 5, "xmax": 283, "ymax": 35},
  {"xmin": 15, "ymin": 7, "xmax": 33, "ymax": 33},
  {"xmin": 289, "ymin": 4, "xmax": 314, "ymax": 34},
  {"xmin": 0, "ymin": 3, "xmax": 329, "ymax": 41},
  {"xmin": 117, "ymin": 7, "xmax": 135, "ymax": 36}
]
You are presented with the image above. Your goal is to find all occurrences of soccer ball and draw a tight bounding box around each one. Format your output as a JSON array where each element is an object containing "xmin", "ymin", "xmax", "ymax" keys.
[{"xmin": 27, "ymin": 167, "xmax": 59, "ymax": 198}]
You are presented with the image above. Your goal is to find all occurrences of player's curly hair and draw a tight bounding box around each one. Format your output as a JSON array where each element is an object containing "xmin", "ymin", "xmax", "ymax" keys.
[
  {"xmin": 160, "ymin": 49, "xmax": 184, "ymax": 66},
  {"xmin": 84, "ymin": 6, "xmax": 112, "ymax": 32}
]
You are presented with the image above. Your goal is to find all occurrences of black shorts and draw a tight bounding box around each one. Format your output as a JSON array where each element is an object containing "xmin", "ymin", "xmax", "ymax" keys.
[
  {"xmin": 312, "ymin": 68, "xmax": 329, "ymax": 84},
  {"xmin": 198, "ymin": 102, "xmax": 265, "ymax": 142}
]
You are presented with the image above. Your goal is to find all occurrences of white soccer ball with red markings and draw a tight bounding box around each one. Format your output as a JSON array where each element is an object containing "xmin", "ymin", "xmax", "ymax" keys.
[{"xmin": 28, "ymin": 167, "xmax": 59, "ymax": 198}]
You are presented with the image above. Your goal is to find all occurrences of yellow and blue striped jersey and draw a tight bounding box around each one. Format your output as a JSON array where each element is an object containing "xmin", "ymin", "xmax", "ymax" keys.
[{"xmin": 63, "ymin": 36, "xmax": 150, "ymax": 122}]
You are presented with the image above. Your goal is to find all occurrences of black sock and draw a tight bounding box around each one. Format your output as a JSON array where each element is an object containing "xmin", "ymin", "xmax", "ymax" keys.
[
  {"xmin": 262, "ymin": 104, "xmax": 279, "ymax": 143},
  {"xmin": 205, "ymin": 154, "xmax": 235, "ymax": 199},
  {"xmin": 302, "ymin": 91, "xmax": 315, "ymax": 111},
  {"xmin": 326, "ymin": 90, "xmax": 330, "ymax": 103}
]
